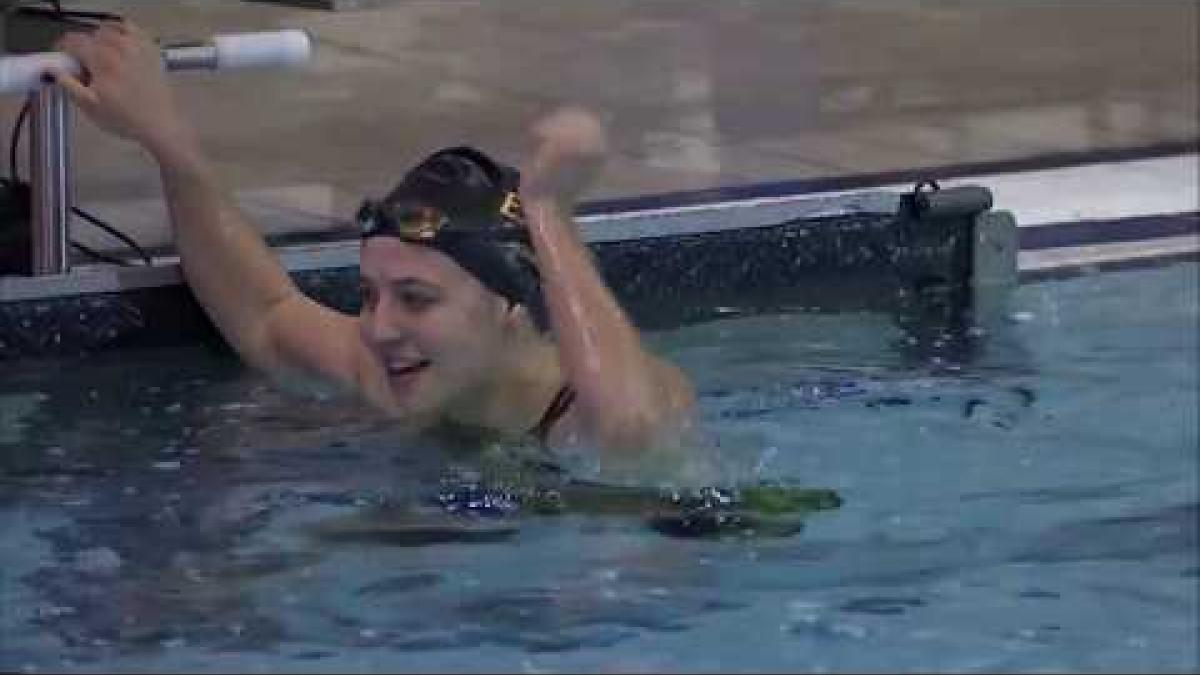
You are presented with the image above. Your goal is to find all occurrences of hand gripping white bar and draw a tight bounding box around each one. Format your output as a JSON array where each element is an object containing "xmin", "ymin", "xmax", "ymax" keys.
[{"xmin": 0, "ymin": 29, "xmax": 313, "ymax": 95}]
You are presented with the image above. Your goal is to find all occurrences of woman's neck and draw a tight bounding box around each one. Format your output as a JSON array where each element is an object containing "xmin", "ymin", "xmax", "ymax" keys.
[{"xmin": 445, "ymin": 337, "xmax": 564, "ymax": 439}]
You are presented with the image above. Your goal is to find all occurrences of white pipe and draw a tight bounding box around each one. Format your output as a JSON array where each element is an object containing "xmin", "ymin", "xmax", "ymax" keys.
[
  {"xmin": 0, "ymin": 29, "xmax": 313, "ymax": 95},
  {"xmin": 0, "ymin": 52, "xmax": 78, "ymax": 94},
  {"xmin": 213, "ymin": 29, "xmax": 312, "ymax": 70}
]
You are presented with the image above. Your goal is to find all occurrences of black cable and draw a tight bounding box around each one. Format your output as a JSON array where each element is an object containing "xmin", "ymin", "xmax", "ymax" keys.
[
  {"xmin": 20, "ymin": 5, "xmax": 119, "ymax": 26},
  {"xmin": 10, "ymin": 99, "xmax": 31, "ymax": 181},
  {"xmin": 72, "ymin": 206, "xmax": 152, "ymax": 265},
  {"xmin": 29, "ymin": 0, "xmax": 66, "ymax": 12},
  {"xmin": 7, "ymin": 107, "xmax": 151, "ymax": 265},
  {"xmin": 71, "ymin": 240, "xmax": 131, "ymax": 266}
]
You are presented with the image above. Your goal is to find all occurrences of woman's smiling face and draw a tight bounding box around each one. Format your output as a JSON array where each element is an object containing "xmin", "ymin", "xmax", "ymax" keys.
[{"xmin": 358, "ymin": 237, "xmax": 512, "ymax": 420}]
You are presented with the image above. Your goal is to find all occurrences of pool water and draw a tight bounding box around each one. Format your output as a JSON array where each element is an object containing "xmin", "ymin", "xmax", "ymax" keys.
[{"xmin": 1, "ymin": 262, "xmax": 1196, "ymax": 673}]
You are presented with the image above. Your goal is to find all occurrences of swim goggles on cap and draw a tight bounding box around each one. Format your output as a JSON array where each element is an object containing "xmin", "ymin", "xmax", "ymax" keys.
[
  {"xmin": 356, "ymin": 201, "xmax": 446, "ymax": 241},
  {"xmin": 356, "ymin": 191, "xmax": 527, "ymax": 243}
]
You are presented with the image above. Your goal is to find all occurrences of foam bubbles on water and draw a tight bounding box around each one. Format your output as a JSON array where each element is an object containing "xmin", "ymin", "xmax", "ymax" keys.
[{"xmin": 73, "ymin": 547, "xmax": 122, "ymax": 576}]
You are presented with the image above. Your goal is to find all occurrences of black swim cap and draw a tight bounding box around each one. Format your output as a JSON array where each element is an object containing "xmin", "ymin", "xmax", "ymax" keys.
[{"xmin": 358, "ymin": 146, "xmax": 545, "ymax": 326}]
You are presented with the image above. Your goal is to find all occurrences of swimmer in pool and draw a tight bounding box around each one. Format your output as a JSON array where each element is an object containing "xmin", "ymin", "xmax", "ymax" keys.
[{"xmin": 50, "ymin": 21, "xmax": 695, "ymax": 454}]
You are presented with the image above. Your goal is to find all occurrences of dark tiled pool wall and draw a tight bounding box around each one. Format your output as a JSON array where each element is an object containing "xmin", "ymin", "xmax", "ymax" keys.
[
  {"xmin": 0, "ymin": 209, "xmax": 979, "ymax": 361},
  {"xmin": 594, "ymin": 212, "xmax": 971, "ymax": 331},
  {"xmin": 0, "ymin": 287, "xmax": 223, "ymax": 361}
]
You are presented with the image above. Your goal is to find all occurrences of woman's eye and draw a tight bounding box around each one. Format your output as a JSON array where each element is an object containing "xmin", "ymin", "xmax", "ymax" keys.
[{"xmin": 400, "ymin": 290, "xmax": 436, "ymax": 311}]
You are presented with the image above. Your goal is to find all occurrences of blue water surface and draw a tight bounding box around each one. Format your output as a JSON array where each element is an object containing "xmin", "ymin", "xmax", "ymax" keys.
[{"xmin": 1, "ymin": 261, "xmax": 1196, "ymax": 673}]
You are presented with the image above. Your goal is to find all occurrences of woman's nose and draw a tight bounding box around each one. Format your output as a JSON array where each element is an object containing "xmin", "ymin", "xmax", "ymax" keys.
[{"xmin": 365, "ymin": 298, "xmax": 412, "ymax": 344}]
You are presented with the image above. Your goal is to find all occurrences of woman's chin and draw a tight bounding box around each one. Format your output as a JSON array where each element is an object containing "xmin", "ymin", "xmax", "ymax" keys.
[{"xmin": 388, "ymin": 377, "xmax": 451, "ymax": 428}]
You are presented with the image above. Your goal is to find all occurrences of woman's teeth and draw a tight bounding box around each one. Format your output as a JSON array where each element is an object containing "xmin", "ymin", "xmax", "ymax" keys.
[{"xmin": 387, "ymin": 359, "xmax": 430, "ymax": 375}]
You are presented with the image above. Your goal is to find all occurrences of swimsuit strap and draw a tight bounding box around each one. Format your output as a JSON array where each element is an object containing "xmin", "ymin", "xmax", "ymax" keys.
[{"xmin": 530, "ymin": 384, "xmax": 576, "ymax": 442}]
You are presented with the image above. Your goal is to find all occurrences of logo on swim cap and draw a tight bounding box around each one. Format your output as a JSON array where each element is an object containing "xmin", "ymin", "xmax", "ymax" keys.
[{"xmin": 499, "ymin": 191, "xmax": 524, "ymax": 224}]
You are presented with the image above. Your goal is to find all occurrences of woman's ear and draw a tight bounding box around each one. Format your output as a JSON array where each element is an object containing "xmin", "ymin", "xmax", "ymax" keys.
[{"xmin": 501, "ymin": 300, "xmax": 533, "ymax": 333}]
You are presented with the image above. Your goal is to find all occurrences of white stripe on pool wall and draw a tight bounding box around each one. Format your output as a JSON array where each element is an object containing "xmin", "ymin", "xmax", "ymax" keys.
[
  {"xmin": 1019, "ymin": 233, "xmax": 1200, "ymax": 274},
  {"xmin": 935, "ymin": 153, "xmax": 1198, "ymax": 227}
]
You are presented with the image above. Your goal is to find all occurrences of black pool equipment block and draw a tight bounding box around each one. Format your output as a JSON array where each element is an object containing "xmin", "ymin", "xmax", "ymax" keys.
[
  {"xmin": 900, "ymin": 180, "xmax": 994, "ymax": 221},
  {"xmin": 0, "ymin": 178, "xmax": 31, "ymax": 275},
  {"xmin": 891, "ymin": 180, "xmax": 1016, "ymax": 362}
]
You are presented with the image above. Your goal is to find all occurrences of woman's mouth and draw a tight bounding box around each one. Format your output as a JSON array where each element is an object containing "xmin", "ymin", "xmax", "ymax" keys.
[{"xmin": 385, "ymin": 359, "xmax": 431, "ymax": 395}]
